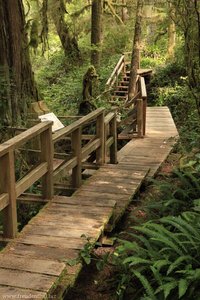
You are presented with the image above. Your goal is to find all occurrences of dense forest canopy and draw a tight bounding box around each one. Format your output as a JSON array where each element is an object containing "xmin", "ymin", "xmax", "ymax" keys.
[{"xmin": 0, "ymin": 0, "xmax": 199, "ymax": 129}]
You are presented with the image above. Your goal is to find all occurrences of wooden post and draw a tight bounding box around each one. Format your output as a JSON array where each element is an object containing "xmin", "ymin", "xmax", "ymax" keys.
[
  {"xmin": 40, "ymin": 125, "xmax": 54, "ymax": 200},
  {"xmin": 1, "ymin": 151, "xmax": 17, "ymax": 238},
  {"xmin": 96, "ymin": 111, "xmax": 105, "ymax": 165},
  {"xmin": 104, "ymin": 123, "xmax": 109, "ymax": 163},
  {"xmin": 110, "ymin": 115, "xmax": 118, "ymax": 164},
  {"xmin": 143, "ymin": 97, "xmax": 147, "ymax": 136},
  {"xmin": 137, "ymin": 99, "xmax": 143, "ymax": 138},
  {"xmin": 71, "ymin": 127, "xmax": 82, "ymax": 188}
]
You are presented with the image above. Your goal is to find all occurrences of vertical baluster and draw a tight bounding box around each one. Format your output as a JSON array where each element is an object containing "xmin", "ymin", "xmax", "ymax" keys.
[
  {"xmin": 96, "ymin": 111, "xmax": 105, "ymax": 165},
  {"xmin": 71, "ymin": 127, "xmax": 82, "ymax": 188},
  {"xmin": 110, "ymin": 115, "xmax": 118, "ymax": 164},
  {"xmin": 40, "ymin": 124, "xmax": 54, "ymax": 200},
  {"xmin": 137, "ymin": 99, "xmax": 143, "ymax": 138},
  {"xmin": 143, "ymin": 97, "xmax": 147, "ymax": 136}
]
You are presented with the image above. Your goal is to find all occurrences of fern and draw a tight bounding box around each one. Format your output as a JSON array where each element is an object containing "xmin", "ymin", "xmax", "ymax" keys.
[
  {"xmin": 123, "ymin": 257, "xmax": 151, "ymax": 266},
  {"xmin": 167, "ymin": 255, "xmax": 194, "ymax": 275},
  {"xmin": 143, "ymin": 222, "xmax": 187, "ymax": 253},
  {"xmin": 132, "ymin": 270, "xmax": 156, "ymax": 300},
  {"xmin": 178, "ymin": 279, "xmax": 189, "ymax": 298},
  {"xmin": 153, "ymin": 259, "xmax": 171, "ymax": 272},
  {"xmin": 155, "ymin": 281, "xmax": 177, "ymax": 298},
  {"xmin": 160, "ymin": 216, "xmax": 200, "ymax": 245},
  {"xmin": 150, "ymin": 266, "xmax": 163, "ymax": 285}
]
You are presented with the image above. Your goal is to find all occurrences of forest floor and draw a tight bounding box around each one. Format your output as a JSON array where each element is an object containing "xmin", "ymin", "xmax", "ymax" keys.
[{"xmin": 64, "ymin": 152, "xmax": 180, "ymax": 300}]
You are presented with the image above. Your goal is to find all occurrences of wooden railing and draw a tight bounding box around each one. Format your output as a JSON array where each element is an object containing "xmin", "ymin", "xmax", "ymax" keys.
[
  {"xmin": 52, "ymin": 108, "xmax": 118, "ymax": 187},
  {"xmin": 105, "ymin": 52, "xmax": 131, "ymax": 91},
  {"xmin": 105, "ymin": 52, "xmax": 147, "ymax": 138},
  {"xmin": 123, "ymin": 76, "xmax": 147, "ymax": 137},
  {"xmin": 53, "ymin": 108, "xmax": 104, "ymax": 188},
  {"xmin": 0, "ymin": 109, "xmax": 118, "ymax": 239},
  {"xmin": 105, "ymin": 55, "xmax": 126, "ymax": 90},
  {"xmin": 0, "ymin": 121, "xmax": 53, "ymax": 238}
]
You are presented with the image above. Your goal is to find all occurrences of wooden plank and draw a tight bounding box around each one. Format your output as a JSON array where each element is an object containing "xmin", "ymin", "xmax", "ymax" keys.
[
  {"xmin": 0, "ymin": 268, "xmax": 57, "ymax": 292},
  {"xmin": 7, "ymin": 243, "xmax": 79, "ymax": 261},
  {"xmin": 16, "ymin": 162, "xmax": 48, "ymax": 197},
  {"xmin": 81, "ymin": 138, "xmax": 101, "ymax": 160},
  {"xmin": 17, "ymin": 235, "xmax": 86, "ymax": 249},
  {"xmin": 53, "ymin": 157, "xmax": 77, "ymax": 177},
  {"xmin": 0, "ymin": 254, "xmax": 65, "ymax": 276},
  {"xmin": 79, "ymin": 183, "xmax": 137, "ymax": 195},
  {"xmin": 29, "ymin": 216, "xmax": 104, "ymax": 230},
  {"xmin": 0, "ymin": 193, "xmax": 9, "ymax": 210},
  {"xmin": 52, "ymin": 195, "xmax": 116, "ymax": 207},
  {"xmin": 0, "ymin": 286, "xmax": 46, "ymax": 299},
  {"xmin": 24, "ymin": 225, "xmax": 100, "ymax": 238}
]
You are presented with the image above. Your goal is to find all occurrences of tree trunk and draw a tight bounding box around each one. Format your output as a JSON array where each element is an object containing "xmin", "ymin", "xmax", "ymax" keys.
[
  {"xmin": 50, "ymin": 0, "xmax": 81, "ymax": 60},
  {"xmin": 167, "ymin": 3, "xmax": 176, "ymax": 58},
  {"xmin": 128, "ymin": 0, "xmax": 143, "ymax": 102},
  {"xmin": 91, "ymin": 0, "xmax": 103, "ymax": 69},
  {"xmin": 0, "ymin": 0, "xmax": 38, "ymax": 126}
]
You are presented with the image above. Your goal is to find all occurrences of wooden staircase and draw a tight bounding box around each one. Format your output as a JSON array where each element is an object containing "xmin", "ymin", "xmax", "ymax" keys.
[{"xmin": 111, "ymin": 70, "xmax": 130, "ymax": 102}]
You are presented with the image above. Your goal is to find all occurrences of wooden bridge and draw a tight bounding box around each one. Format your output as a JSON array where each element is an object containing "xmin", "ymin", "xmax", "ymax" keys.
[{"xmin": 0, "ymin": 55, "xmax": 178, "ymax": 299}]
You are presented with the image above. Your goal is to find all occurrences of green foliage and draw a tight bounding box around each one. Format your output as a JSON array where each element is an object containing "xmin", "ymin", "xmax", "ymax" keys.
[
  {"xmin": 144, "ymin": 167, "xmax": 200, "ymax": 218},
  {"xmin": 107, "ymin": 211, "xmax": 200, "ymax": 299},
  {"xmin": 67, "ymin": 235, "xmax": 102, "ymax": 266}
]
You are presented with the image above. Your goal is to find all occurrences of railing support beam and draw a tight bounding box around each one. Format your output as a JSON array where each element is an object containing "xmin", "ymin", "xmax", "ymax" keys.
[{"xmin": 1, "ymin": 151, "xmax": 17, "ymax": 238}]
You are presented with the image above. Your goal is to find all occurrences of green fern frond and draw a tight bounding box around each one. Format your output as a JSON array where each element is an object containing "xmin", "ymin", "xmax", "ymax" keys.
[
  {"xmin": 144, "ymin": 222, "xmax": 187, "ymax": 253},
  {"xmin": 153, "ymin": 259, "xmax": 171, "ymax": 271},
  {"xmin": 150, "ymin": 266, "xmax": 163, "ymax": 285},
  {"xmin": 132, "ymin": 270, "xmax": 156, "ymax": 300},
  {"xmin": 116, "ymin": 239, "xmax": 140, "ymax": 252},
  {"xmin": 155, "ymin": 281, "xmax": 177, "ymax": 299},
  {"xmin": 160, "ymin": 216, "xmax": 200, "ymax": 244},
  {"xmin": 167, "ymin": 255, "xmax": 194, "ymax": 275},
  {"xmin": 128, "ymin": 232, "xmax": 159, "ymax": 258},
  {"xmin": 178, "ymin": 278, "xmax": 189, "ymax": 298},
  {"xmin": 123, "ymin": 256, "xmax": 151, "ymax": 266}
]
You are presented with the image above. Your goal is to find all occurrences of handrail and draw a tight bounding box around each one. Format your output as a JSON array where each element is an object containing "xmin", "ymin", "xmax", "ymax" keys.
[
  {"xmin": 0, "ymin": 121, "xmax": 53, "ymax": 239},
  {"xmin": 105, "ymin": 55, "xmax": 126, "ymax": 89},
  {"xmin": 0, "ymin": 122, "xmax": 52, "ymax": 157},
  {"xmin": 0, "ymin": 108, "xmax": 118, "ymax": 238},
  {"xmin": 53, "ymin": 108, "xmax": 104, "ymax": 143}
]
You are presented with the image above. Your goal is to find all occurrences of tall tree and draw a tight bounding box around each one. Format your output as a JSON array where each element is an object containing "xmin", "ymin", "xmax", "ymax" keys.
[
  {"xmin": 49, "ymin": 0, "xmax": 81, "ymax": 60},
  {"xmin": 0, "ymin": 0, "xmax": 38, "ymax": 126},
  {"xmin": 91, "ymin": 0, "xmax": 103, "ymax": 68},
  {"xmin": 168, "ymin": 0, "xmax": 200, "ymax": 114},
  {"xmin": 167, "ymin": 2, "xmax": 176, "ymax": 58},
  {"xmin": 128, "ymin": 0, "xmax": 143, "ymax": 101}
]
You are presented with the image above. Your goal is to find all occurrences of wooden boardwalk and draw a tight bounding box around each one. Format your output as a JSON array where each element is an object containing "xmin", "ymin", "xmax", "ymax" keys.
[{"xmin": 0, "ymin": 107, "xmax": 178, "ymax": 299}]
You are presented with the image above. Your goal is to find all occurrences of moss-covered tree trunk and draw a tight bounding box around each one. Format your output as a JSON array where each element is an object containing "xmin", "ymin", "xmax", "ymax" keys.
[
  {"xmin": 91, "ymin": 0, "xmax": 103, "ymax": 69},
  {"xmin": 50, "ymin": 0, "xmax": 81, "ymax": 60},
  {"xmin": 128, "ymin": 0, "xmax": 143, "ymax": 101},
  {"xmin": 0, "ymin": 0, "xmax": 38, "ymax": 126}
]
